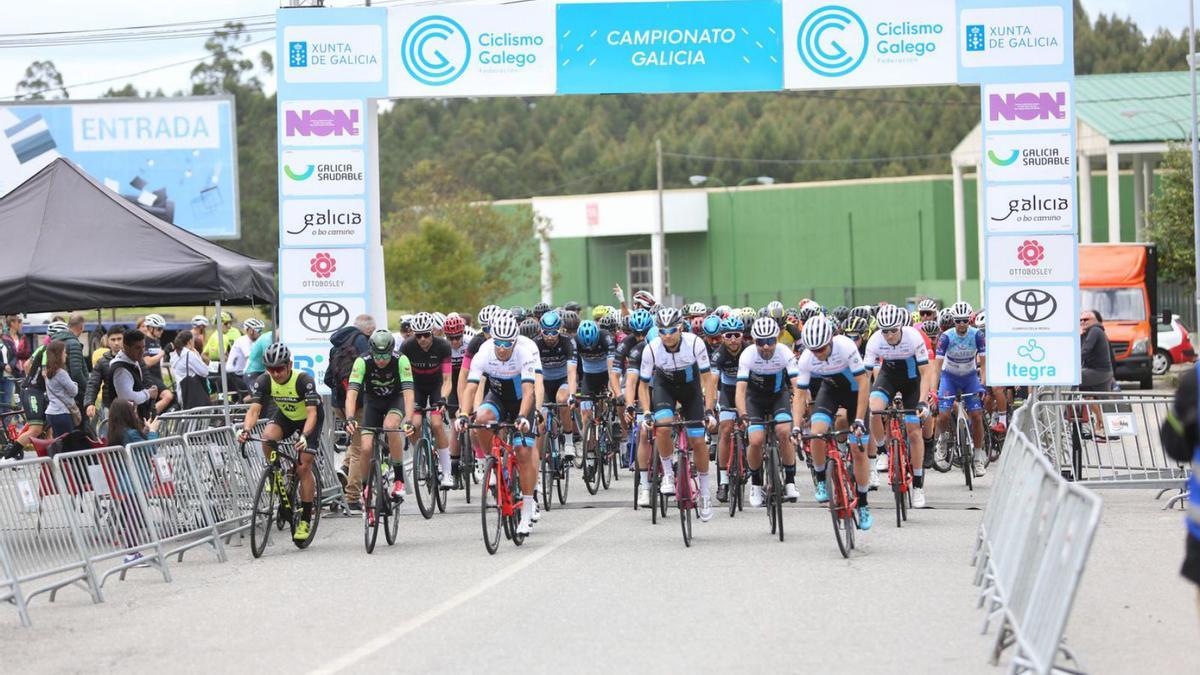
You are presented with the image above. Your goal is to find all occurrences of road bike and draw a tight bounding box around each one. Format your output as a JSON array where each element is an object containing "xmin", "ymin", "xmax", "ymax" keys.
[
  {"xmin": 724, "ymin": 422, "xmax": 749, "ymax": 517},
  {"xmin": 576, "ymin": 392, "xmax": 616, "ymax": 495},
  {"xmin": 246, "ymin": 436, "xmax": 323, "ymax": 558},
  {"xmin": 803, "ymin": 430, "xmax": 857, "ymax": 558},
  {"xmin": 654, "ymin": 419, "xmax": 704, "ymax": 547},
  {"xmin": 875, "ymin": 401, "xmax": 918, "ymax": 528},
  {"xmin": 539, "ymin": 403, "xmax": 571, "ymax": 510},
  {"xmin": 411, "ymin": 405, "xmax": 448, "ymax": 519},
  {"xmin": 455, "ymin": 421, "xmax": 476, "ymax": 503},
  {"xmin": 471, "ymin": 421, "xmax": 529, "ymax": 555},
  {"xmin": 746, "ymin": 417, "xmax": 784, "ymax": 541},
  {"xmin": 360, "ymin": 426, "xmax": 403, "ymax": 554}
]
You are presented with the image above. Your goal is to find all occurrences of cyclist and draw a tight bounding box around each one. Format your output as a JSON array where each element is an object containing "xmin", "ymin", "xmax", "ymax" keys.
[
  {"xmin": 791, "ymin": 316, "xmax": 873, "ymax": 529},
  {"xmin": 239, "ymin": 344, "xmax": 323, "ymax": 542},
  {"xmin": 535, "ymin": 310, "xmax": 578, "ymax": 461},
  {"xmin": 456, "ymin": 313, "xmax": 540, "ymax": 536},
  {"xmin": 841, "ymin": 315, "xmax": 869, "ymax": 357},
  {"xmin": 738, "ymin": 317, "xmax": 801, "ymax": 506},
  {"xmin": 700, "ymin": 314, "xmax": 723, "ymax": 356},
  {"xmin": 638, "ymin": 307, "xmax": 717, "ymax": 522},
  {"xmin": 934, "ymin": 301, "xmax": 988, "ymax": 478},
  {"xmin": 622, "ymin": 311, "xmax": 657, "ymax": 506},
  {"xmin": 400, "ymin": 312, "xmax": 455, "ymax": 489},
  {"xmin": 707, "ymin": 315, "xmax": 745, "ymax": 502},
  {"xmin": 574, "ymin": 319, "xmax": 618, "ymax": 478},
  {"xmin": 443, "ymin": 315, "xmax": 470, "ymax": 484},
  {"xmin": 765, "ymin": 301, "xmax": 803, "ymax": 347},
  {"xmin": 864, "ymin": 304, "xmax": 934, "ymax": 508},
  {"xmin": 917, "ymin": 299, "xmax": 939, "ymax": 326},
  {"xmin": 141, "ymin": 314, "xmax": 174, "ymax": 414},
  {"xmin": 344, "ymin": 330, "xmax": 416, "ymax": 501}
]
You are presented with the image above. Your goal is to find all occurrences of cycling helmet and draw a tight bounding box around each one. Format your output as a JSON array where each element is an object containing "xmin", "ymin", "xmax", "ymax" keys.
[
  {"xmin": 263, "ymin": 343, "xmax": 291, "ymax": 367},
  {"xmin": 802, "ymin": 316, "xmax": 835, "ymax": 350},
  {"xmin": 47, "ymin": 320, "xmax": 67, "ymax": 334},
  {"xmin": 920, "ymin": 320, "xmax": 940, "ymax": 339},
  {"xmin": 369, "ymin": 329, "xmax": 395, "ymax": 355},
  {"xmin": 841, "ymin": 315, "xmax": 868, "ymax": 338},
  {"xmin": 243, "ymin": 318, "xmax": 265, "ymax": 332},
  {"xmin": 766, "ymin": 301, "xmax": 785, "ymax": 320},
  {"xmin": 691, "ymin": 302, "xmax": 709, "ymax": 317},
  {"xmin": 950, "ymin": 301, "xmax": 973, "ymax": 320},
  {"xmin": 491, "ymin": 312, "xmax": 519, "ymax": 341},
  {"xmin": 478, "ymin": 305, "xmax": 501, "ymax": 327},
  {"xmin": 720, "ymin": 316, "xmax": 745, "ymax": 334},
  {"xmin": 620, "ymin": 314, "xmax": 633, "ymax": 332},
  {"xmin": 656, "ymin": 307, "xmax": 682, "ymax": 329},
  {"xmin": 751, "ymin": 316, "xmax": 780, "ymax": 340},
  {"xmin": 399, "ymin": 314, "xmax": 414, "ymax": 331},
  {"xmin": 877, "ymin": 304, "xmax": 908, "ymax": 331},
  {"xmin": 443, "ymin": 315, "xmax": 465, "ymax": 337},
  {"xmin": 561, "ymin": 310, "xmax": 581, "ymax": 333},
  {"xmin": 715, "ymin": 305, "xmax": 732, "ymax": 319},
  {"xmin": 577, "ymin": 320, "xmax": 600, "ymax": 347},
  {"xmin": 758, "ymin": 307, "xmax": 770, "ymax": 318},
  {"xmin": 831, "ymin": 306, "xmax": 850, "ymax": 323},
  {"xmin": 540, "ymin": 310, "xmax": 562, "ymax": 332},
  {"xmin": 532, "ymin": 302, "xmax": 551, "ymax": 318},
  {"xmin": 917, "ymin": 298, "xmax": 939, "ymax": 313},
  {"xmin": 689, "ymin": 316, "xmax": 705, "ymax": 334},
  {"xmin": 592, "ymin": 305, "xmax": 610, "ymax": 321},
  {"xmin": 431, "ymin": 312, "xmax": 446, "ymax": 331},
  {"xmin": 563, "ymin": 301, "xmax": 583, "ymax": 313},
  {"xmin": 702, "ymin": 315, "xmax": 722, "ymax": 337},
  {"xmin": 411, "ymin": 312, "xmax": 435, "ymax": 333},
  {"xmin": 519, "ymin": 319, "xmax": 539, "ymax": 340},
  {"xmin": 599, "ymin": 314, "xmax": 619, "ymax": 333},
  {"xmin": 144, "ymin": 314, "xmax": 166, "ymax": 329},
  {"xmin": 738, "ymin": 307, "xmax": 757, "ymax": 325},
  {"xmin": 849, "ymin": 306, "xmax": 872, "ymax": 322},
  {"xmin": 974, "ymin": 310, "xmax": 987, "ymax": 329},
  {"xmin": 632, "ymin": 290, "xmax": 657, "ymax": 310},
  {"xmin": 938, "ymin": 308, "xmax": 954, "ymax": 331},
  {"xmin": 798, "ymin": 303, "xmax": 820, "ymax": 322},
  {"xmin": 463, "ymin": 326, "xmax": 478, "ymax": 341},
  {"xmin": 510, "ymin": 306, "xmax": 528, "ymax": 323},
  {"xmin": 629, "ymin": 309, "xmax": 654, "ymax": 334},
  {"xmin": 191, "ymin": 315, "xmax": 209, "ymax": 328}
]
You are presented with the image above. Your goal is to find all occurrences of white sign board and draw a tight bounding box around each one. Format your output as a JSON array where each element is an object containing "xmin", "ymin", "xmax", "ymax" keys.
[
  {"xmin": 280, "ymin": 247, "xmax": 367, "ymax": 296},
  {"xmin": 533, "ymin": 190, "xmax": 708, "ymax": 239},
  {"xmin": 986, "ymin": 335, "xmax": 1078, "ymax": 387}
]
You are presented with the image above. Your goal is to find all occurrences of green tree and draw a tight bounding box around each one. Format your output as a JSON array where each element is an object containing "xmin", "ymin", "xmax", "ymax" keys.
[
  {"xmin": 15, "ymin": 60, "xmax": 67, "ymax": 100},
  {"xmin": 385, "ymin": 220, "xmax": 485, "ymax": 312},
  {"xmin": 1148, "ymin": 147, "xmax": 1196, "ymax": 282},
  {"xmin": 190, "ymin": 22, "xmax": 273, "ymax": 95}
]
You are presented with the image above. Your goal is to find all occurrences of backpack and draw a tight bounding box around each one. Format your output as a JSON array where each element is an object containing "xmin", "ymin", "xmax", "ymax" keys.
[{"xmin": 324, "ymin": 326, "xmax": 362, "ymax": 401}]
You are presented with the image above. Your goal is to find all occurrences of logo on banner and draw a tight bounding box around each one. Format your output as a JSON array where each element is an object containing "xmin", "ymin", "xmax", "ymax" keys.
[
  {"xmin": 965, "ymin": 25, "xmax": 985, "ymax": 52},
  {"xmin": 985, "ymin": 133, "xmax": 1073, "ymax": 182},
  {"xmin": 310, "ymin": 252, "xmax": 337, "ymax": 279},
  {"xmin": 299, "ymin": 301, "xmax": 350, "ymax": 334},
  {"xmin": 289, "ymin": 41, "xmax": 309, "ymax": 67},
  {"xmin": 402, "ymin": 16, "xmax": 471, "ymax": 86},
  {"xmin": 1007, "ymin": 338, "xmax": 1056, "ymax": 380},
  {"xmin": 283, "ymin": 25, "xmax": 383, "ymax": 84},
  {"xmin": 1005, "ymin": 289, "xmax": 1057, "ymax": 323},
  {"xmin": 989, "ymin": 91, "xmax": 1066, "ymax": 123},
  {"xmin": 284, "ymin": 164, "xmax": 315, "ymax": 181},
  {"xmin": 280, "ymin": 149, "xmax": 365, "ymax": 196},
  {"xmin": 1016, "ymin": 240, "xmax": 1045, "ymax": 267},
  {"xmin": 285, "ymin": 108, "xmax": 360, "ymax": 139},
  {"xmin": 797, "ymin": 6, "xmax": 868, "ymax": 77},
  {"xmin": 286, "ymin": 205, "xmax": 364, "ymax": 236},
  {"xmin": 960, "ymin": 7, "xmax": 1064, "ymax": 68},
  {"xmin": 988, "ymin": 150, "xmax": 1019, "ymax": 167},
  {"xmin": 990, "ymin": 191, "xmax": 1070, "ymax": 223}
]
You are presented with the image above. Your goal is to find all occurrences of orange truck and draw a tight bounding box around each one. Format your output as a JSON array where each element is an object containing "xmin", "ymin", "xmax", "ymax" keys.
[{"xmin": 1078, "ymin": 243, "xmax": 1158, "ymax": 389}]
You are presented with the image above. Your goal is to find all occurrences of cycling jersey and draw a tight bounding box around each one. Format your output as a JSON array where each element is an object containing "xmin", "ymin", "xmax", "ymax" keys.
[
  {"xmin": 348, "ymin": 354, "xmax": 414, "ymax": 400},
  {"xmin": 614, "ymin": 333, "xmax": 640, "ymax": 374},
  {"xmin": 574, "ymin": 330, "xmax": 616, "ymax": 375},
  {"xmin": 22, "ymin": 345, "xmax": 46, "ymax": 391},
  {"xmin": 863, "ymin": 326, "xmax": 929, "ymax": 379},
  {"xmin": 737, "ymin": 344, "xmax": 797, "ymax": 396},
  {"xmin": 467, "ymin": 339, "xmax": 538, "ymax": 403},
  {"xmin": 936, "ymin": 327, "xmax": 986, "ymax": 376},
  {"xmin": 638, "ymin": 332, "xmax": 711, "ymax": 391},
  {"xmin": 709, "ymin": 344, "xmax": 744, "ymax": 387},
  {"xmin": 251, "ymin": 370, "xmax": 320, "ymax": 422},
  {"xmin": 535, "ymin": 334, "xmax": 576, "ymax": 382},
  {"xmin": 399, "ymin": 336, "xmax": 452, "ymax": 390},
  {"xmin": 794, "ymin": 336, "xmax": 866, "ymax": 425}
]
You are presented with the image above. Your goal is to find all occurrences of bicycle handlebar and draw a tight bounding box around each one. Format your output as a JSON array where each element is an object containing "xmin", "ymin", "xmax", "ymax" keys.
[{"xmin": 800, "ymin": 430, "xmax": 852, "ymax": 442}]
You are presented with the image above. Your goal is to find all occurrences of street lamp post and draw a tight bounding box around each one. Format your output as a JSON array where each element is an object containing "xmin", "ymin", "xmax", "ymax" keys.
[
  {"xmin": 690, "ymin": 175, "xmax": 774, "ymax": 305},
  {"xmin": 1190, "ymin": 2, "xmax": 1200, "ymax": 329}
]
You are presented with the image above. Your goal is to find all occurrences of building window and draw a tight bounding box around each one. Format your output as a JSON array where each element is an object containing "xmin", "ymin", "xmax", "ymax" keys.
[{"xmin": 628, "ymin": 249, "xmax": 669, "ymax": 297}]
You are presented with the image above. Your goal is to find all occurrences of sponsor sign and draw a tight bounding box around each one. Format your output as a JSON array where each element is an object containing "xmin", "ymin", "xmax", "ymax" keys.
[
  {"xmin": 985, "ymin": 183, "xmax": 1074, "ymax": 233},
  {"xmin": 280, "ymin": 295, "xmax": 368, "ymax": 344},
  {"xmin": 283, "ymin": 24, "xmax": 383, "ymax": 84},
  {"xmin": 984, "ymin": 132, "xmax": 1073, "ymax": 182},
  {"xmin": 1103, "ymin": 412, "xmax": 1138, "ymax": 437},
  {"xmin": 280, "ymin": 247, "xmax": 366, "ymax": 295},
  {"xmin": 985, "ymin": 234, "xmax": 1075, "ymax": 284},
  {"xmin": 784, "ymin": 0, "xmax": 956, "ymax": 90},
  {"xmin": 288, "ymin": 344, "xmax": 331, "ymax": 395},
  {"xmin": 985, "ymin": 285, "xmax": 1075, "ymax": 334},
  {"xmin": 388, "ymin": 5, "xmax": 556, "ymax": 97},
  {"xmin": 986, "ymin": 335, "xmax": 1079, "ymax": 386},
  {"xmin": 984, "ymin": 82, "xmax": 1071, "ymax": 132},
  {"xmin": 0, "ymin": 97, "xmax": 239, "ymax": 238},
  {"xmin": 555, "ymin": 0, "xmax": 784, "ymax": 94},
  {"xmin": 281, "ymin": 198, "xmax": 367, "ymax": 247},
  {"xmin": 280, "ymin": 100, "xmax": 364, "ymax": 147},
  {"xmin": 280, "ymin": 149, "xmax": 365, "ymax": 196},
  {"xmin": 961, "ymin": 5, "xmax": 1065, "ymax": 69}
]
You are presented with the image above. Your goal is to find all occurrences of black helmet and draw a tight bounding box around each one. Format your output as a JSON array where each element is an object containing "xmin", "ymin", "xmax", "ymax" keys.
[
  {"xmin": 563, "ymin": 301, "xmax": 582, "ymax": 313},
  {"xmin": 532, "ymin": 302, "xmax": 550, "ymax": 318},
  {"xmin": 510, "ymin": 306, "xmax": 528, "ymax": 323},
  {"xmin": 598, "ymin": 314, "xmax": 618, "ymax": 333},
  {"xmin": 561, "ymin": 310, "xmax": 581, "ymax": 333},
  {"xmin": 519, "ymin": 318, "xmax": 539, "ymax": 339},
  {"xmin": 831, "ymin": 305, "xmax": 850, "ymax": 323}
]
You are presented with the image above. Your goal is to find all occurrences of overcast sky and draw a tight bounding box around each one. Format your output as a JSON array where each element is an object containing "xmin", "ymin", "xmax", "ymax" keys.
[{"xmin": 0, "ymin": 1, "xmax": 1194, "ymax": 102}]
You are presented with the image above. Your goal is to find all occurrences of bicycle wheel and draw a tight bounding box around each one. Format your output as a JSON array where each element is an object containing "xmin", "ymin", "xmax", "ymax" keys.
[
  {"xmin": 583, "ymin": 423, "xmax": 601, "ymax": 495},
  {"xmin": 633, "ymin": 462, "xmax": 642, "ymax": 510},
  {"xmin": 766, "ymin": 445, "xmax": 779, "ymax": 536},
  {"xmin": 727, "ymin": 456, "xmax": 739, "ymax": 519},
  {"xmin": 364, "ymin": 460, "xmax": 380, "ymax": 553},
  {"xmin": 480, "ymin": 457, "xmax": 501, "ymax": 555},
  {"xmin": 842, "ymin": 467, "xmax": 857, "ymax": 551},
  {"xmin": 435, "ymin": 447, "xmax": 448, "ymax": 514},
  {"xmin": 556, "ymin": 448, "xmax": 570, "ymax": 506},
  {"xmin": 294, "ymin": 462, "xmax": 322, "ymax": 550},
  {"xmin": 889, "ymin": 438, "xmax": 904, "ymax": 529},
  {"xmin": 958, "ymin": 417, "xmax": 974, "ymax": 491},
  {"xmin": 413, "ymin": 437, "xmax": 435, "ymax": 519},
  {"xmin": 678, "ymin": 468, "xmax": 692, "ymax": 548},
  {"xmin": 540, "ymin": 441, "xmax": 553, "ymax": 512},
  {"xmin": 383, "ymin": 465, "xmax": 400, "ymax": 546},
  {"xmin": 986, "ymin": 426, "xmax": 1003, "ymax": 464},
  {"xmin": 508, "ymin": 462, "xmax": 525, "ymax": 547},
  {"xmin": 771, "ymin": 446, "xmax": 785, "ymax": 542},
  {"xmin": 599, "ymin": 424, "xmax": 612, "ymax": 490},
  {"xmin": 650, "ymin": 469, "xmax": 660, "ymax": 525},
  {"xmin": 249, "ymin": 467, "xmax": 277, "ymax": 559},
  {"xmin": 609, "ymin": 420, "xmax": 623, "ymax": 482},
  {"xmin": 828, "ymin": 462, "xmax": 850, "ymax": 558}
]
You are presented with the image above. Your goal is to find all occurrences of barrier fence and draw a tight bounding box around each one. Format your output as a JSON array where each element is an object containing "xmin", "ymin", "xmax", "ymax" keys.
[{"xmin": 973, "ymin": 401, "xmax": 1103, "ymax": 675}]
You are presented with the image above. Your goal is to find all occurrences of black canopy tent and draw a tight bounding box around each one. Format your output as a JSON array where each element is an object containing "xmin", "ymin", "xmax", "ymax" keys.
[{"xmin": 0, "ymin": 158, "xmax": 277, "ymax": 423}]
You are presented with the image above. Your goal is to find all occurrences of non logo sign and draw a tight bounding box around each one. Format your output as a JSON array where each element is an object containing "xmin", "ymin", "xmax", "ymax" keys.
[
  {"xmin": 285, "ymin": 109, "xmax": 360, "ymax": 138},
  {"xmin": 989, "ymin": 91, "xmax": 1065, "ymax": 123},
  {"xmin": 299, "ymin": 301, "xmax": 350, "ymax": 334},
  {"xmin": 1005, "ymin": 289, "xmax": 1057, "ymax": 323}
]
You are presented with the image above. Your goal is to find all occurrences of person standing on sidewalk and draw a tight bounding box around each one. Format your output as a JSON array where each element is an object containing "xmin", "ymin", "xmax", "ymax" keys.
[{"xmin": 1161, "ymin": 366, "xmax": 1200, "ymax": 610}]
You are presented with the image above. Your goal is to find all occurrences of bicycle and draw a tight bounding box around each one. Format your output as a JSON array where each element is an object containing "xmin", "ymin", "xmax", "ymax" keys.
[
  {"xmin": 539, "ymin": 403, "xmax": 572, "ymax": 510},
  {"xmin": 411, "ymin": 405, "xmax": 448, "ymax": 519},
  {"xmin": 803, "ymin": 430, "xmax": 857, "ymax": 558},
  {"xmin": 724, "ymin": 423, "xmax": 749, "ymax": 518},
  {"xmin": 875, "ymin": 401, "xmax": 919, "ymax": 528},
  {"xmin": 455, "ymin": 421, "xmax": 477, "ymax": 502},
  {"xmin": 246, "ymin": 436, "xmax": 323, "ymax": 558},
  {"xmin": 471, "ymin": 421, "xmax": 529, "ymax": 555},
  {"xmin": 653, "ymin": 419, "xmax": 704, "ymax": 547},
  {"xmin": 576, "ymin": 392, "xmax": 614, "ymax": 495},
  {"xmin": 360, "ymin": 427, "xmax": 404, "ymax": 553},
  {"xmin": 745, "ymin": 417, "xmax": 785, "ymax": 541}
]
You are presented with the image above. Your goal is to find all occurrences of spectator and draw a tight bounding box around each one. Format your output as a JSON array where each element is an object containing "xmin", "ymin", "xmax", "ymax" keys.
[
  {"xmin": 51, "ymin": 313, "xmax": 89, "ymax": 409},
  {"xmin": 106, "ymin": 397, "xmax": 161, "ymax": 445},
  {"xmin": 226, "ymin": 318, "xmax": 264, "ymax": 396},
  {"xmin": 0, "ymin": 315, "xmax": 21, "ymax": 409},
  {"xmin": 140, "ymin": 314, "xmax": 174, "ymax": 415},
  {"xmin": 1160, "ymin": 367, "xmax": 1200, "ymax": 610},
  {"xmin": 1079, "ymin": 309, "xmax": 1115, "ymax": 392},
  {"xmin": 85, "ymin": 325, "xmax": 126, "ymax": 423},
  {"xmin": 204, "ymin": 311, "xmax": 241, "ymax": 363},
  {"xmin": 12, "ymin": 314, "xmax": 33, "ymax": 363},
  {"xmin": 243, "ymin": 328, "xmax": 273, "ymax": 394},
  {"xmin": 103, "ymin": 329, "xmax": 158, "ymax": 417},
  {"xmin": 327, "ymin": 313, "xmax": 373, "ymax": 513},
  {"xmin": 43, "ymin": 341, "xmax": 80, "ymax": 438},
  {"xmin": 171, "ymin": 330, "xmax": 210, "ymax": 410},
  {"xmin": 191, "ymin": 315, "xmax": 209, "ymax": 354}
]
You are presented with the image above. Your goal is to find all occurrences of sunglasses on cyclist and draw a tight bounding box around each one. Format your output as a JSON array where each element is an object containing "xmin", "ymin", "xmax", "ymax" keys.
[
  {"xmin": 723, "ymin": 332, "xmax": 742, "ymax": 339},
  {"xmin": 494, "ymin": 339, "xmax": 515, "ymax": 349},
  {"xmin": 542, "ymin": 329, "xmax": 560, "ymax": 337},
  {"xmin": 266, "ymin": 365, "xmax": 288, "ymax": 374},
  {"xmin": 447, "ymin": 334, "xmax": 463, "ymax": 341},
  {"xmin": 954, "ymin": 319, "xmax": 970, "ymax": 325},
  {"xmin": 415, "ymin": 332, "xmax": 432, "ymax": 339},
  {"xmin": 755, "ymin": 338, "xmax": 777, "ymax": 347},
  {"xmin": 881, "ymin": 328, "xmax": 900, "ymax": 335},
  {"xmin": 659, "ymin": 326, "xmax": 680, "ymax": 336},
  {"xmin": 919, "ymin": 311, "xmax": 936, "ymax": 318}
]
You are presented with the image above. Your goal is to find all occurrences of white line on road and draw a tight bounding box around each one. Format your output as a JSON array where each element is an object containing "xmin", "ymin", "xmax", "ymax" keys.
[{"xmin": 309, "ymin": 508, "xmax": 619, "ymax": 675}]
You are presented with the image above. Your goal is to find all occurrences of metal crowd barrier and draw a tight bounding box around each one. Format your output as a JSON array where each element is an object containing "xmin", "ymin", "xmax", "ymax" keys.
[
  {"xmin": 124, "ymin": 436, "xmax": 227, "ymax": 563},
  {"xmin": 156, "ymin": 405, "xmax": 251, "ymax": 438},
  {"xmin": 972, "ymin": 403, "xmax": 1103, "ymax": 675},
  {"xmin": 182, "ymin": 427, "xmax": 258, "ymax": 543}
]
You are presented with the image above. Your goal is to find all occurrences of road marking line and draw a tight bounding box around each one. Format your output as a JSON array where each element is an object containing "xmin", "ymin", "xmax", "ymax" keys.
[{"xmin": 309, "ymin": 508, "xmax": 619, "ymax": 675}]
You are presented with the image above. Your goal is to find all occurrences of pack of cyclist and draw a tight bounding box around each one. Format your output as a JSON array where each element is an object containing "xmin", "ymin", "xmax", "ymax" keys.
[{"xmin": 237, "ymin": 289, "xmax": 1003, "ymax": 546}]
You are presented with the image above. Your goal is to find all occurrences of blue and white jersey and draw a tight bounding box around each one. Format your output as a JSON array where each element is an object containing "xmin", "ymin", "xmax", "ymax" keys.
[
  {"xmin": 468, "ymin": 340, "xmax": 538, "ymax": 399},
  {"xmin": 737, "ymin": 343, "xmax": 797, "ymax": 395},
  {"xmin": 793, "ymin": 336, "xmax": 866, "ymax": 390},
  {"xmin": 639, "ymin": 332, "xmax": 710, "ymax": 388},
  {"xmin": 864, "ymin": 326, "xmax": 929, "ymax": 379},
  {"xmin": 936, "ymin": 327, "xmax": 986, "ymax": 376}
]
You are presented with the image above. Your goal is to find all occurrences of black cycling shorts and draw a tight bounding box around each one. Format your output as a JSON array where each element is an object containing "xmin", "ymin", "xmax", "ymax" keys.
[
  {"xmin": 650, "ymin": 383, "xmax": 705, "ymax": 438},
  {"xmin": 745, "ymin": 389, "xmax": 793, "ymax": 426},
  {"xmin": 361, "ymin": 396, "xmax": 404, "ymax": 430},
  {"xmin": 1183, "ymin": 534, "xmax": 1200, "ymax": 587},
  {"xmin": 718, "ymin": 383, "xmax": 737, "ymax": 411},
  {"xmin": 543, "ymin": 378, "xmax": 567, "ymax": 404},
  {"xmin": 579, "ymin": 371, "xmax": 610, "ymax": 397},
  {"xmin": 810, "ymin": 375, "xmax": 859, "ymax": 425},
  {"xmin": 268, "ymin": 407, "xmax": 325, "ymax": 453},
  {"xmin": 871, "ymin": 368, "xmax": 922, "ymax": 410},
  {"xmin": 20, "ymin": 387, "xmax": 46, "ymax": 425},
  {"xmin": 412, "ymin": 385, "xmax": 445, "ymax": 413}
]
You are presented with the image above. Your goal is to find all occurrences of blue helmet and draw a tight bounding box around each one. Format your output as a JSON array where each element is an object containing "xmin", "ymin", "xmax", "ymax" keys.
[
  {"xmin": 720, "ymin": 316, "xmax": 745, "ymax": 334},
  {"xmin": 702, "ymin": 314, "xmax": 722, "ymax": 337},
  {"xmin": 540, "ymin": 310, "xmax": 562, "ymax": 332},
  {"xmin": 629, "ymin": 309, "xmax": 653, "ymax": 334},
  {"xmin": 576, "ymin": 320, "xmax": 600, "ymax": 347}
]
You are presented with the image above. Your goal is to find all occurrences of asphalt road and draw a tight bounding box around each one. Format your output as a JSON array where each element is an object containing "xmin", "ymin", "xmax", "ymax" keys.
[{"xmin": 3, "ymin": 458, "xmax": 1196, "ymax": 674}]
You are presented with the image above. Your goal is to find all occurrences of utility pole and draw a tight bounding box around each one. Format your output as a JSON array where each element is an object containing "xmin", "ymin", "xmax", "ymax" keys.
[
  {"xmin": 1191, "ymin": 1, "xmax": 1200, "ymax": 326},
  {"xmin": 653, "ymin": 138, "xmax": 666, "ymax": 301}
]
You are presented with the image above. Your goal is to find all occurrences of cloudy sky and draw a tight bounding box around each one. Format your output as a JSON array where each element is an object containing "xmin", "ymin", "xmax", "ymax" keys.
[{"xmin": 0, "ymin": 0, "xmax": 1194, "ymax": 101}]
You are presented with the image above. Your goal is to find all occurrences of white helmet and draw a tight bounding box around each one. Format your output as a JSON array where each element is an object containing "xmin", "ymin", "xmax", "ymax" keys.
[
  {"xmin": 144, "ymin": 314, "xmax": 166, "ymax": 329},
  {"xmin": 411, "ymin": 312, "xmax": 435, "ymax": 334},
  {"xmin": 950, "ymin": 301, "xmax": 974, "ymax": 320},
  {"xmin": 751, "ymin": 316, "xmax": 779, "ymax": 341},
  {"xmin": 47, "ymin": 320, "xmax": 67, "ymax": 334},
  {"xmin": 490, "ymin": 311, "xmax": 518, "ymax": 341},
  {"xmin": 431, "ymin": 312, "xmax": 446, "ymax": 330},
  {"xmin": 801, "ymin": 316, "xmax": 834, "ymax": 350},
  {"xmin": 478, "ymin": 304, "xmax": 501, "ymax": 327},
  {"xmin": 917, "ymin": 298, "xmax": 938, "ymax": 313},
  {"xmin": 632, "ymin": 290, "xmax": 658, "ymax": 310},
  {"xmin": 877, "ymin": 305, "xmax": 908, "ymax": 331},
  {"xmin": 974, "ymin": 310, "xmax": 987, "ymax": 329},
  {"xmin": 655, "ymin": 306, "xmax": 682, "ymax": 329},
  {"xmin": 243, "ymin": 318, "xmax": 265, "ymax": 332},
  {"xmin": 191, "ymin": 315, "xmax": 209, "ymax": 328}
]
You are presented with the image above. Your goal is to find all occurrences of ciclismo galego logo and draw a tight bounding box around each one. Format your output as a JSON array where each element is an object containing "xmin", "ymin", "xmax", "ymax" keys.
[
  {"xmin": 400, "ymin": 14, "xmax": 546, "ymax": 87},
  {"xmin": 796, "ymin": 5, "xmax": 946, "ymax": 78}
]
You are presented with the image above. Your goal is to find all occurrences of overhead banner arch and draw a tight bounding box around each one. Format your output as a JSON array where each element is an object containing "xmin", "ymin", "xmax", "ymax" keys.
[{"xmin": 276, "ymin": 0, "xmax": 1079, "ymax": 388}]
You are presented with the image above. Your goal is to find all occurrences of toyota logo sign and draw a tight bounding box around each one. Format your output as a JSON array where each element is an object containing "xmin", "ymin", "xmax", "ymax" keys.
[
  {"xmin": 1004, "ymin": 289, "xmax": 1057, "ymax": 323},
  {"xmin": 299, "ymin": 300, "xmax": 350, "ymax": 334}
]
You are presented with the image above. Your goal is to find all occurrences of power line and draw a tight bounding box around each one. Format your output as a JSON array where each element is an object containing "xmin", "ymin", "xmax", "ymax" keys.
[{"xmin": 664, "ymin": 150, "xmax": 951, "ymax": 166}]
